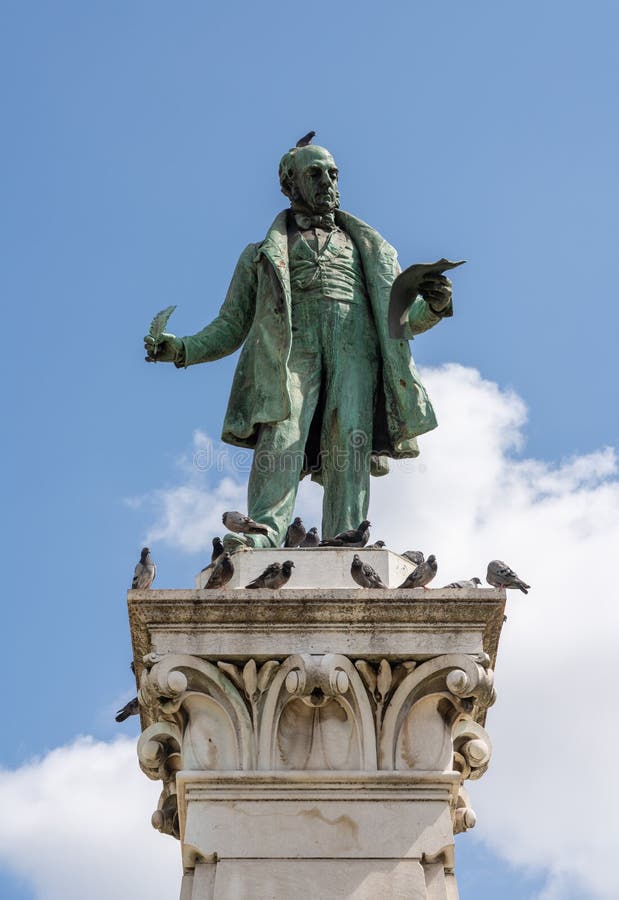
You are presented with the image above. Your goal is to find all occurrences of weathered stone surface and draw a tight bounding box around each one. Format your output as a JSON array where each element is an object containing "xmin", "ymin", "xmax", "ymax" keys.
[
  {"xmin": 205, "ymin": 859, "xmax": 429, "ymax": 900},
  {"xmin": 178, "ymin": 772, "xmax": 458, "ymax": 861},
  {"xmin": 129, "ymin": 587, "xmax": 505, "ymax": 678}
]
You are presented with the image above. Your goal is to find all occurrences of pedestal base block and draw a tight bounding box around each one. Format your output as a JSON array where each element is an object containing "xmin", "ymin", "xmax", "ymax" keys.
[
  {"xmin": 208, "ymin": 860, "xmax": 428, "ymax": 900},
  {"xmin": 196, "ymin": 548, "xmax": 416, "ymax": 590},
  {"xmin": 183, "ymin": 859, "xmax": 458, "ymax": 900},
  {"xmin": 177, "ymin": 773, "xmax": 460, "ymax": 899}
]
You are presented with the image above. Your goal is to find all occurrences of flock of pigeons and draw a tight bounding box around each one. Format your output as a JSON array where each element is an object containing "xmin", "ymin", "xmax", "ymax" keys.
[
  {"xmin": 121, "ymin": 514, "xmax": 530, "ymax": 725},
  {"xmin": 131, "ymin": 512, "xmax": 531, "ymax": 594}
]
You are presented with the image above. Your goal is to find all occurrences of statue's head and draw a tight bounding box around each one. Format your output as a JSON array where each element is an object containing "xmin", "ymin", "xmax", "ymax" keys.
[{"xmin": 279, "ymin": 144, "xmax": 340, "ymax": 213}]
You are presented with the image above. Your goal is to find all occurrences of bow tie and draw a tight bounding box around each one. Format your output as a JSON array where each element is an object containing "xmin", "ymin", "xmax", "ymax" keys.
[{"xmin": 294, "ymin": 212, "xmax": 336, "ymax": 232}]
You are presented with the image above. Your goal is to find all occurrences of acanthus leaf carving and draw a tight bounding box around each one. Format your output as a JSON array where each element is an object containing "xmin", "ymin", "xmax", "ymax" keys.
[
  {"xmin": 216, "ymin": 661, "xmax": 243, "ymax": 692},
  {"xmin": 257, "ymin": 660, "xmax": 280, "ymax": 693},
  {"xmin": 259, "ymin": 654, "xmax": 376, "ymax": 770},
  {"xmin": 242, "ymin": 659, "xmax": 258, "ymax": 702},
  {"xmin": 376, "ymin": 659, "xmax": 392, "ymax": 701}
]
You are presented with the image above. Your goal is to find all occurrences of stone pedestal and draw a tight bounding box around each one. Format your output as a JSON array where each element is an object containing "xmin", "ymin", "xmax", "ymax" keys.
[
  {"xmin": 128, "ymin": 549, "xmax": 505, "ymax": 899},
  {"xmin": 195, "ymin": 547, "xmax": 417, "ymax": 590}
]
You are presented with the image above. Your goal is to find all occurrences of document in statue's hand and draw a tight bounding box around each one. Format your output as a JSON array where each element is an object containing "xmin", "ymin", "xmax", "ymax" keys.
[{"xmin": 388, "ymin": 259, "xmax": 466, "ymax": 339}]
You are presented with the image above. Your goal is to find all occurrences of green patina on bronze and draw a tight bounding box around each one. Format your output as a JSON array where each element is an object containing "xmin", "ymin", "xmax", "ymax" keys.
[{"xmin": 144, "ymin": 141, "xmax": 455, "ymax": 547}]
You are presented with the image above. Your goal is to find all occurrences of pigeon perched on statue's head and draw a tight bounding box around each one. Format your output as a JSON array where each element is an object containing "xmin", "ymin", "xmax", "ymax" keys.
[{"xmin": 296, "ymin": 130, "xmax": 316, "ymax": 148}]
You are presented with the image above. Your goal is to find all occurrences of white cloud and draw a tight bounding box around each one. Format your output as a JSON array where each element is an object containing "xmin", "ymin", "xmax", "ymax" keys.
[
  {"xmin": 138, "ymin": 428, "xmax": 324, "ymax": 553},
  {"xmin": 139, "ymin": 430, "xmax": 249, "ymax": 553},
  {"xmin": 372, "ymin": 364, "xmax": 619, "ymax": 899},
  {"xmin": 0, "ymin": 738, "xmax": 180, "ymax": 900},
  {"xmin": 73, "ymin": 364, "xmax": 619, "ymax": 898}
]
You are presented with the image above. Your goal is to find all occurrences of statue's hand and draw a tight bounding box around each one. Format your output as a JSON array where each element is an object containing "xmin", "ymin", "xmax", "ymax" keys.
[
  {"xmin": 144, "ymin": 332, "xmax": 184, "ymax": 363},
  {"xmin": 419, "ymin": 273, "xmax": 452, "ymax": 312}
]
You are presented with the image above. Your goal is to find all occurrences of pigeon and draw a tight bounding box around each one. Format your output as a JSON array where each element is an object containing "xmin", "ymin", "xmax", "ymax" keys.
[
  {"xmin": 300, "ymin": 527, "xmax": 320, "ymax": 547},
  {"xmin": 402, "ymin": 550, "xmax": 424, "ymax": 566},
  {"xmin": 245, "ymin": 560, "xmax": 295, "ymax": 590},
  {"xmin": 442, "ymin": 577, "xmax": 482, "ymax": 589},
  {"xmin": 115, "ymin": 697, "xmax": 139, "ymax": 723},
  {"xmin": 204, "ymin": 552, "xmax": 234, "ymax": 589},
  {"xmin": 222, "ymin": 511, "xmax": 269, "ymax": 536},
  {"xmin": 211, "ymin": 536, "xmax": 224, "ymax": 563},
  {"xmin": 351, "ymin": 554, "xmax": 388, "ymax": 589},
  {"xmin": 320, "ymin": 520, "xmax": 371, "ymax": 548},
  {"xmin": 296, "ymin": 130, "xmax": 316, "ymax": 148},
  {"xmin": 486, "ymin": 560, "xmax": 530, "ymax": 594},
  {"xmin": 132, "ymin": 547, "xmax": 156, "ymax": 589},
  {"xmin": 366, "ymin": 540, "xmax": 386, "ymax": 550},
  {"xmin": 398, "ymin": 554, "xmax": 438, "ymax": 589},
  {"xmin": 284, "ymin": 516, "xmax": 306, "ymax": 548}
]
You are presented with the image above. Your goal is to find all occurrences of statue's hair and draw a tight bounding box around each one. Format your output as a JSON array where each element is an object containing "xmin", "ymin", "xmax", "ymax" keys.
[{"xmin": 278, "ymin": 148, "xmax": 301, "ymax": 200}]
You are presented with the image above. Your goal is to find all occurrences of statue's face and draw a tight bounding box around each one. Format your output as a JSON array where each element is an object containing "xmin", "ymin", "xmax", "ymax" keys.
[{"xmin": 293, "ymin": 146, "xmax": 339, "ymax": 213}]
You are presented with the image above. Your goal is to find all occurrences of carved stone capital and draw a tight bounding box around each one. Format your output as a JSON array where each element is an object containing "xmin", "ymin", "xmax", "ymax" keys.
[{"xmin": 137, "ymin": 650, "xmax": 494, "ymax": 792}]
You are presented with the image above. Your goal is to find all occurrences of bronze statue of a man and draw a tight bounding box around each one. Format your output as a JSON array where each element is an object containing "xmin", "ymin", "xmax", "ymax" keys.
[{"xmin": 144, "ymin": 140, "xmax": 453, "ymax": 548}]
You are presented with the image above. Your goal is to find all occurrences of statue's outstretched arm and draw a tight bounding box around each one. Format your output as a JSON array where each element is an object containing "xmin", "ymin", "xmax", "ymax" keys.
[
  {"xmin": 143, "ymin": 244, "xmax": 257, "ymax": 367},
  {"xmin": 180, "ymin": 244, "xmax": 258, "ymax": 366}
]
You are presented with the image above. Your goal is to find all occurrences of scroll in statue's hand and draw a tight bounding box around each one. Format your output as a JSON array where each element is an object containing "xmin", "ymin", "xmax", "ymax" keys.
[
  {"xmin": 388, "ymin": 259, "xmax": 465, "ymax": 338},
  {"xmin": 144, "ymin": 333, "xmax": 183, "ymax": 363}
]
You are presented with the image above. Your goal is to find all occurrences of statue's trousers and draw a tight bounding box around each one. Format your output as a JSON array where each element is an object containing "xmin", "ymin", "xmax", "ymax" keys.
[{"xmin": 247, "ymin": 295, "xmax": 379, "ymax": 544}]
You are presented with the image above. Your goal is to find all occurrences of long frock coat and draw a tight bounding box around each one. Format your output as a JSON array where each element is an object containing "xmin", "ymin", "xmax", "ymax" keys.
[{"xmin": 180, "ymin": 209, "xmax": 451, "ymax": 476}]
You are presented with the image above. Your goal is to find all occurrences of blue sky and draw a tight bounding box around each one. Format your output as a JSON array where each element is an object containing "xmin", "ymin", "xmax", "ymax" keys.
[{"xmin": 2, "ymin": 2, "xmax": 618, "ymax": 898}]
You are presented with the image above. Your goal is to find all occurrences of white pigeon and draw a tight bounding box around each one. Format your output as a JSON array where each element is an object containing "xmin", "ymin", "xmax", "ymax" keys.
[{"xmin": 442, "ymin": 577, "xmax": 482, "ymax": 589}]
